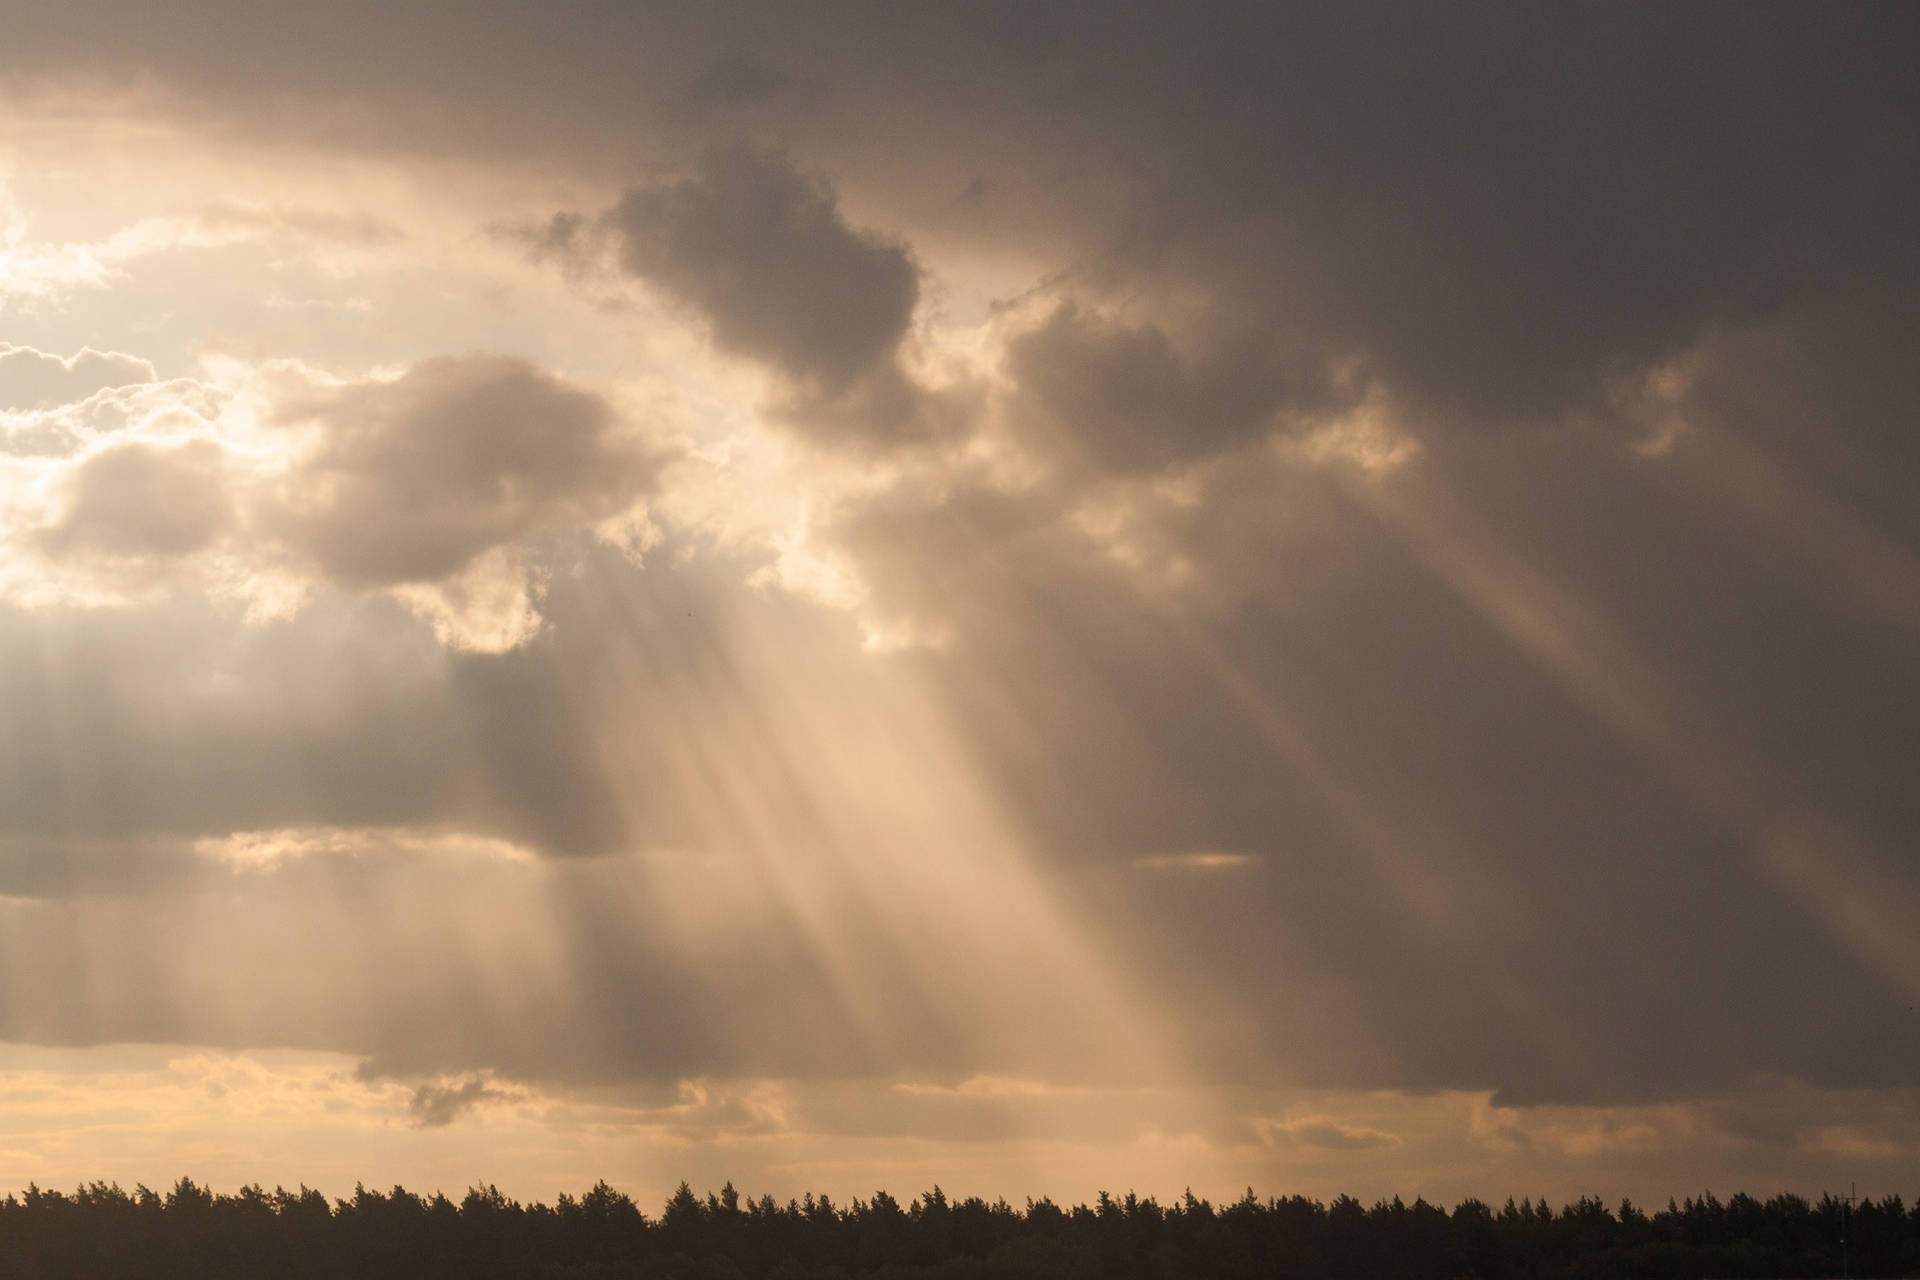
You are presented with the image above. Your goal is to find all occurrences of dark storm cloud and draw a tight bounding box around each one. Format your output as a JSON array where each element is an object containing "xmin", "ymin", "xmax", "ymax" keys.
[
  {"xmin": 2, "ymin": 0, "xmax": 1918, "ymax": 1124},
  {"xmin": 673, "ymin": 53, "xmax": 808, "ymax": 118},
  {"xmin": 0, "ymin": 552, "xmax": 1143, "ymax": 1090},
  {"xmin": 606, "ymin": 145, "xmax": 916, "ymax": 393},
  {"xmin": 823, "ymin": 253, "xmax": 1920, "ymax": 1106},
  {"xmin": 989, "ymin": 5, "xmax": 1916, "ymax": 443},
  {"xmin": 0, "ymin": 598, "xmax": 467, "ymax": 848},
  {"xmin": 77, "ymin": 13, "xmax": 1920, "ymax": 392},
  {"xmin": 841, "ymin": 431, "xmax": 1920, "ymax": 1106},
  {"xmin": 1004, "ymin": 302, "xmax": 1321, "ymax": 474},
  {"xmin": 4, "ymin": 438, "xmax": 1920, "ymax": 1107},
  {"xmin": 1657, "ymin": 280, "xmax": 1920, "ymax": 552},
  {"xmin": 0, "ymin": 840, "xmax": 968, "ymax": 1088},
  {"xmin": 0, "ymin": 539, "xmax": 843, "ymax": 872},
  {"xmin": 0, "ymin": 571, "xmax": 652, "ymax": 864},
  {"xmin": 11, "ymin": 3, "xmax": 1915, "ymax": 450},
  {"xmin": 262, "ymin": 354, "xmax": 661, "ymax": 587},
  {"xmin": 592, "ymin": 145, "xmax": 967, "ymax": 446}
]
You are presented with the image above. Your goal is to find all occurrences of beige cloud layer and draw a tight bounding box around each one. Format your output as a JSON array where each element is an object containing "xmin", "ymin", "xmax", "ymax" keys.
[{"xmin": 0, "ymin": 351, "xmax": 667, "ymax": 650}]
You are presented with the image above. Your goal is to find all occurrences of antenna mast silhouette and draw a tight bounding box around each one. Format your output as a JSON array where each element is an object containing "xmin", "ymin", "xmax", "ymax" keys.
[{"xmin": 1840, "ymin": 1181, "xmax": 1855, "ymax": 1280}]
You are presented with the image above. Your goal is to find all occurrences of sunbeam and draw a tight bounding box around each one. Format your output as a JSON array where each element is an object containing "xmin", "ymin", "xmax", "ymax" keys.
[{"xmin": 1, "ymin": 1, "xmax": 1916, "ymax": 1222}]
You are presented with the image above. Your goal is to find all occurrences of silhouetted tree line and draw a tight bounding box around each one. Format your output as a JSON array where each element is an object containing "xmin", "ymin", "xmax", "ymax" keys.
[{"xmin": 1, "ymin": 1178, "xmax": 1915, "ymax": 1279}]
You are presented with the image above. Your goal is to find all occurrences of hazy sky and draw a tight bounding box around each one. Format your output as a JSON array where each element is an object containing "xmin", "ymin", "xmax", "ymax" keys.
[{"xmin": 0, "ymin": 1, "xmax": 1916, "ymax": 1210}]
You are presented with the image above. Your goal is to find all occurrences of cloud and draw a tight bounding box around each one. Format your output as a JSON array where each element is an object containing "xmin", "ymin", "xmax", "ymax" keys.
[
  {"xmin": 0, "ymin": 352, "xmax": 668, "ymax": 650},
  {"xmin": 591, "ymin": 145, "xmax": 972, "ymax": 448},
  {"xmin": 47, "ymin": 4, "xmax": 1905, "ymax": 440},
  {"xmin": 0, "ymin": 2, "xmax": 1917, "ymax": 1144},
  {"xmin": 29, "ymin": 6, "xmax": 1900, "ymax": 455},
  {"xmin": 386, "ymin": 546, "xmax": 548, "ymax": 654},
  {"xmin": 194, "ymin": 201, "xmax": 402, "ymax": 246},
  {"xmin": 262, "ymin": 353, "xmax": 660, "ymax": 588},
  {"xmin": 1, "ymin": 377, "xmax": 229, "ymax": 459},
  {"xmin": 0, "ymin": 344, "xmax": 155, "ymax": 412},
  {"xmin": 674, "ymin": 53, "xmax": 805, "ymax": 117},
  {"xmin": 408, "ymin": 1076, "xmax": 510, "ymax": 1128},
  {"xmin": 988, "ymin": 7, "xmax": 1916, "ymax": 439},
  {"xmin": 609, "ymin": 145, "xmax": 916, "ymax": 393},
  {"xmin": 806, "ymin": 363, "xmax": 1920, "ymax": 1107},
  {"xmin": 1261, "ymin": 1115, "xmax": 1402, "ymax": 1152},
  {"xmin": 37, "ymin": 437, "xmax": 234, "ymax": 560},
  {"xmin": 1003, "ymin": 302, "xmax": 1320, "ymax": 474}
]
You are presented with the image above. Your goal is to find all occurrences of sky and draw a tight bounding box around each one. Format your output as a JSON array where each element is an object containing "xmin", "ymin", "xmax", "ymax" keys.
[{"xmin": 0, "ymin": 1, "xmax": 1917, "ymax": 1211}]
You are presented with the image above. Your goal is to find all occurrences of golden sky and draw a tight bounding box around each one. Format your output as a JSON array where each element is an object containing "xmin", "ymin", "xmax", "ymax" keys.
[{"xmin": 0, "ymin": 2, "xmax": 1916, "ymax": 1211}]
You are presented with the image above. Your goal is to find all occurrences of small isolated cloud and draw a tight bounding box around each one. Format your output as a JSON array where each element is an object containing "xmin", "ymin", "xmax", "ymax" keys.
[
  {"xmin": 408, "ymin": 1076, "xmax": 510, "ymax": 1128},
  {"xmin": 1260, "ymin": 1114, "xmax": 1402, "ymax": 1151},
  {"xmin": 893, "ymin": 1075, "xmax": 1078, "ymax": 1100},
  {"xmin": 608, "ymin": 144, "xmax": 917, "ymax": 393},
  {"xmin": 585, "ymin": 145, "xmax": 970, "ymax": 448},
  {"xmin": 0, "ymin": 343, "xmax": 156, "ymax": 412},
  {"xmin": 193, "ymin": 825, "xmax": 539, "ymax": 871}
]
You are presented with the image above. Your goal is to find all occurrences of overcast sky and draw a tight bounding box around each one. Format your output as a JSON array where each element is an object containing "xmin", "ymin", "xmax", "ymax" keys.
[{"xmin": 0, "ymin": 1, "xmax": 1916, "ymax": 1209}]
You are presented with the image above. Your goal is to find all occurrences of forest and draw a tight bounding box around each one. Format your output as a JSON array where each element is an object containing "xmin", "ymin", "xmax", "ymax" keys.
[{"xmin": 1, "ymin": 1178, "xmax": 1914, "ymax": 1279}]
